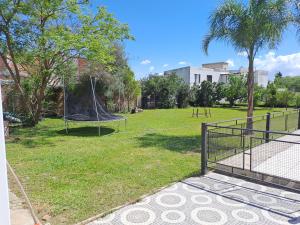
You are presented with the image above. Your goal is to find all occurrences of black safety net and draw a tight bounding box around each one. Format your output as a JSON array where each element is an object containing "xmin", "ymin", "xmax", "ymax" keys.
[{"xmin": 64, "ymin": 78, "xmax": 123, "ymax": 122}]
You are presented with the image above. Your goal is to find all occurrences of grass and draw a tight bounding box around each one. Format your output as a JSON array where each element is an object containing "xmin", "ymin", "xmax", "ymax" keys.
[{"xmin": 6, "ymin": 107, "xmax": 282, "ymax": 224}]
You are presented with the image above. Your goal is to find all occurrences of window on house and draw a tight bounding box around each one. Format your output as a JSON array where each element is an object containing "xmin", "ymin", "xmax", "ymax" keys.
[{"xmin": 207, "ymin": 75, "xmax": 212, "ymax": 82}]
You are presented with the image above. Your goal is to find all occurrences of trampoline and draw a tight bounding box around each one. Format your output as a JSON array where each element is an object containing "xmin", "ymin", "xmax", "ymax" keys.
[{"xmin": 63, "ymin": 76, "xmax": 127, "ymax": 136}]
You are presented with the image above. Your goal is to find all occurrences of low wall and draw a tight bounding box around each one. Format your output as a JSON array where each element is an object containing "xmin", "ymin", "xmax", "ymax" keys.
[{"xmin": 216, "ymin": 163, "xmax": 300, "ymax": 192}]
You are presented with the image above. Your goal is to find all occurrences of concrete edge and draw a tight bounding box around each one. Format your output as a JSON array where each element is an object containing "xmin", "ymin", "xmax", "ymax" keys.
[{"xmin": 215, "ymin": 163, "xmax": 300, "ymax": 193}]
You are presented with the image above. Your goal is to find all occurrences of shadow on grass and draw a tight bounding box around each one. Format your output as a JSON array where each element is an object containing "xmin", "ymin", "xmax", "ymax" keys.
[
  {"xmin": 232, "ymin": 107, "xmax": 282, "ymax": 113},
  {"xmin": 8, "ymin": 125, "xmax": 115, "ymax": 148},
  {"xmin": 136, "ymin": 133, "xmax": 201, "ymax": 153},
  {"xmin": 57, "ymin": 126, "xmax": 115, "ymax": 137},
  {"xmin": 15, "ymin": 138, "xmax": 56, "ymax": 148}
]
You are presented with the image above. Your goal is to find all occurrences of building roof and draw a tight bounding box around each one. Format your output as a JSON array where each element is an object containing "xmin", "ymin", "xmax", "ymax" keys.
[{"xmin": 202, "ymin": 62, "xmax": 229, "ymax": 66}]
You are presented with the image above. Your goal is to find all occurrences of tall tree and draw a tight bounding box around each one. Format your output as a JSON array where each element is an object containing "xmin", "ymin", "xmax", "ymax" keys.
[
  {"xmin": 264, "ymin": 82, "xmax": 277, "ymax": 108},
  {"xmin": 292, "ymin": 0, "xmax": 300, "ymax": 36},
  {"xmin": 274, "ymin": 71, "xmax": 284, "ymax": 87},
  {"xmin": 123, "ymin": 66, "xmax": 140, "ymax": 112},
  {"xmin": 0, "ymin": 0, "xmax": 132, "ymax": 125},
  {"xmin": 253, "ymin": 84, "xmax": 264, "ymax": 108},
  {"xmin": 196, "ymin": 81, "xmax": 214, "ymax": 107},
  {"xmin": 140, "ymin": 74, "xmax": 189, "ymax": 109},
  {"xmin": 141, "ymin": 75, "xmax": 158, "ymax": 108},
  {"xmin": 276, "ymin": 88, "xmax": 295, "ymax": 109},
  {"xmin": 275, "ymin": 71, "xmax": 283, "ymax": 79},
  {"xmin": 224, "ymin": 75, "xmax": 247, "ymax": 107},
  {"xmin": 176, "ymin": 82, "xmax": 190, "ymax": 108},
  {"xmin": 203, "ymin": 0, "xmax": 289, "ymax": 129}
]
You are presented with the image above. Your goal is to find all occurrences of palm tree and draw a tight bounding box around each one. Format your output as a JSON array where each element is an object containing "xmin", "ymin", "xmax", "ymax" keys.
[
  {"xmin": 293, "ymin": 0, "xmax": 300, "ymax": 25},
  {"xmin": 203, "ymin": 0, "xmax": 290, "ymax": 129}
]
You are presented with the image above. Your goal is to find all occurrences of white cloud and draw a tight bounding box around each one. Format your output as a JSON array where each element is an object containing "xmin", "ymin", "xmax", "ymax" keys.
[
  {"xmin": 178, "ymin": 61, "xmax": 187, "ymax": 65},
  {"xmin": 163, "ymin": 64, "xmax": 169, "ymax": 67},
  {"xmin": 141, "ymin": 59, "xmax": 151, "ymax": 65},
  {"xmin": 159, "ymin": 72, "xmax": 163, "ymax": 75},
  {"xmin": 226, "ymin": 59, "xmax": 235, "ymax": 68},
  {"xmin": 254, "ymin": 52, "xmax": 300, "ymax": 76},
  {"xmin": 149, "ymin": 66, "xmax": 155, "ymax": 72},
  {"xmin": 238, "ymin": 51, "xmax": 248, "ymax": 57}
]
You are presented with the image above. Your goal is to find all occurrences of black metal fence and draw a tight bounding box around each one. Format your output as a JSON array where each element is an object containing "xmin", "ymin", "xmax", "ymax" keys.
[
  {"xmin": 208, "ymin": 109, "xmax": 299, "ymax": 132},
  {"xmin": 201, "ymin": 109, "xmax": 300, "ymax": 190}
]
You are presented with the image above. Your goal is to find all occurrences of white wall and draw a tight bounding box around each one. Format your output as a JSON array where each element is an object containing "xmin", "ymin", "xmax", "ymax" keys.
[
  {"xmin": 164, "ymin": 66, "xmax": 269, "ymax": 87},
  {"xmin": 165, "ymin": 66, "xmax": 227, "ymax": 87},
  {"xmin": 164, "ymin": 67, "xmax": 191, "ymax": 85},
  {"xmin": 190, "ymin": 67, "xmax": 225, "ymax": 85},
  {"xmin": 254, "ymin": 70, "xmax": 268, "ymax": 88},
  {"xmin": 0, "ymin": 84, "xmax": 11, "ymax": 225},
  {"xmin": 229, "ymin": 69, "xmax": 269, "ymax": 87}
]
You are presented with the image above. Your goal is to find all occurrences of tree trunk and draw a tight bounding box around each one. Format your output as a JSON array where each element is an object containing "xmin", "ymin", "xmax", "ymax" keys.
[
  {"xmin": 127, "ymin": 97, "xmax": 130, "ymax": 112},
  {"xmin": 32, "ymin": 82, "xmax": 47, "ymax": 125},
  {"xmin": 247, "ymin": 51, "xmax": 255, "ymax": 131},
  {"xmin": 33, "ymin": 98, "xmax": 43, "ymax": 125}
]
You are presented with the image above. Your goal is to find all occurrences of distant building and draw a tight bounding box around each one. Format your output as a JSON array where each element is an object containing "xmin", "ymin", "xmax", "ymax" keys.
[
  {"xmin": 228, "ymin": 67, "xmax": 268, "ymax": 88},
  {"xmin": 0, "ymin": 57, "xmax": 87, "ymax": 112},
  {"xmin": 164, "ymin": 62, "xmax": 268, "ymax": 87}
]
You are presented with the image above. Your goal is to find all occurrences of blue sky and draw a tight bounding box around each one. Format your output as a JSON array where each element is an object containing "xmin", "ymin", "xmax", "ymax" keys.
[{"xmin": 94, "ymin": 0, "xmax": 300, "ymax": 80}]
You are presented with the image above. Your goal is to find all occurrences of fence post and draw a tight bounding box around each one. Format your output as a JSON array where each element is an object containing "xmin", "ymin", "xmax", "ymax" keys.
[
  {"xmin": 298, "ymin": 109, "xmax": 300, "ymax": 130},
  {"xmin": 265, "ymin": 113, "xmax": 271, "ymax": 143},
  {"xmin": 201, "ymin": 123, "xmax": 208, "ymax": 175},
  {"xmin": 285, "ymin": 114, "xmax": 288, "ymax": 131}
]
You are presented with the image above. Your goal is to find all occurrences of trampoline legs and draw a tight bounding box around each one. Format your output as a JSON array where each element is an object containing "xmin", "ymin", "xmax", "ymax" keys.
[{"xmin": 65, "ymin": 120, "xmax": 69, "ymax": 134}]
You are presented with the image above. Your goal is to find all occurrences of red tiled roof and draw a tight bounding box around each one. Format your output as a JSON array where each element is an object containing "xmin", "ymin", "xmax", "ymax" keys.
[
  {"xmin": 0, "ymin": 57, "xmax": 89, "ymax": 81},
  {"xmin": 76, "ymin": 58, "xmax": 88, "ymax": 78}
]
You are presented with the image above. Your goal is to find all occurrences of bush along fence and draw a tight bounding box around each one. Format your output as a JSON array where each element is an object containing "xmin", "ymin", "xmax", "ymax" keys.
[{"xmin": 201, "ymin": 109, "xmax": 300, "ymax": 191}]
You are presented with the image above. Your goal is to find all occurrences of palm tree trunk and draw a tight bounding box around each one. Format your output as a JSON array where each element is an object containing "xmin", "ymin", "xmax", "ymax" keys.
[{"xmin": 247, "ymin": 53, "xmax": 255, "ymax": 130}]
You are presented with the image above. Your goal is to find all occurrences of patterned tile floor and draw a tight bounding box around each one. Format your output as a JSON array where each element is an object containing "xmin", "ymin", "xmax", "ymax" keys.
[{"xmin": 88, "ymin": 172, "xmax": 300, "ymax": 225}]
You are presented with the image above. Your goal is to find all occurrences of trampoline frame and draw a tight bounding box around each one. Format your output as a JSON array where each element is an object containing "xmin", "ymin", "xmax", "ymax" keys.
[
  {"xmin": 64, "ymin": 117, "xmax": 127, "ymax": 136},
  {"xmin": 63, "ymin": 76, "xmax": 127, "ymax": 136}
]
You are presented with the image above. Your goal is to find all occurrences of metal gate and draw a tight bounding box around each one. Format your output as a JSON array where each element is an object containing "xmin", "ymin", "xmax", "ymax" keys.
[{"xmin": 201, "ymin": 110, "xmax": 300, "ymax": 191}]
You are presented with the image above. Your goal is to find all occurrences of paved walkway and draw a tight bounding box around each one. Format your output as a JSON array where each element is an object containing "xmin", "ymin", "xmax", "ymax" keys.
[
  {"xmin": 9, "ymin": 190, "xmax": 34, "ymax": 225},
  {"xmin": 89, "ymin": 172, "xmax": 300, "ymax": 225},
  {"xmin": 218, "ymin": 129, "xmax": 300, "ymax": 181}
]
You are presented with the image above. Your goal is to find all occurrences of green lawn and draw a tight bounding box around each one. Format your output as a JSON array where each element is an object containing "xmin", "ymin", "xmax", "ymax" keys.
[{"xmin": 6, "ymin": 107, "xmax": 280, "ymax": 224}]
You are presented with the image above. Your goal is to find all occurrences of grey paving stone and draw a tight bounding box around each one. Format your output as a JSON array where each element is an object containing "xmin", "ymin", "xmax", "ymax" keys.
[{"xmin": 89, "ymin": 172, "xmax": 300, "ymax": 225}]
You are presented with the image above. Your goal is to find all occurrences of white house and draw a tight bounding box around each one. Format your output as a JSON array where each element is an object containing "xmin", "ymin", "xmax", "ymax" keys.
[
  {"xmin": 229, "ymin": 67, "xmax": 268, "ymax": 88},
  {"xmin": 164, "ymin": 62, "xmax": 268, "ymax": 87}
]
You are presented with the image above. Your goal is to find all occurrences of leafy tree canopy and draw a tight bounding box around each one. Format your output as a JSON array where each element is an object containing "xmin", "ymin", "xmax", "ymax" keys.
[
  {"xmin": 224, "ymin": 75, "xmax": 247, "ymax": 107},
  {"xmin": 203, "ymin": 0, "xmax": 290, "ymax": 128},
  {"xmin": 141, "ymin": 74, "xmax": 189, "ymax": 109},
  {"xmin": 0, "ymin": 0, "xmax": 132, "ymax": 124}
]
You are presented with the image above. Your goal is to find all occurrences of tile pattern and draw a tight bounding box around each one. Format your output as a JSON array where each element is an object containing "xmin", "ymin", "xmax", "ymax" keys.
[{"xmin": 89, "ymin": 172, "xmax": 300, "ymax": 225}]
